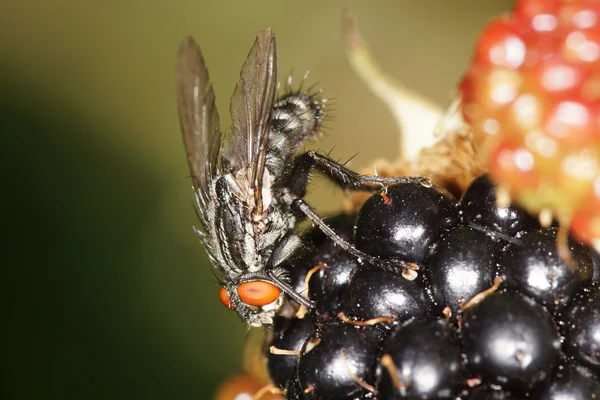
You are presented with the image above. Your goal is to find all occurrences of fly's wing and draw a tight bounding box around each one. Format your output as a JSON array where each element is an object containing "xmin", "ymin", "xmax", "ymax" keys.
[
  {"xmin": 225, "ymin": 29, "xmax": 278, "ymax": 212},
  {"xmin": 176, "ymin": 36, "xmax": 221, "ymax": 216}
]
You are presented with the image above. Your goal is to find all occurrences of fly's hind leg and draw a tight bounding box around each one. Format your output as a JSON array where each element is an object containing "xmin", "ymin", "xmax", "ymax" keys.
[{"xmin": 287, "ymin": 150, "xmax": 424, "ymax": 198}]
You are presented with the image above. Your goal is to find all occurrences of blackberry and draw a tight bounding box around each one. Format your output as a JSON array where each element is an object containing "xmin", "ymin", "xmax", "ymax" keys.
[
  {"xmin": 461, "ymin": 291, "xmax": 561, "ymax": 390},
  {"xmin": 279, "ymin": 213, "xmax": 358, "ymax": 318},
  {"xmin": 459, "ymin": 174, "xmax": 539, "ymax": 238},
  {"xmin": 267, "ymin": 317, "xmax": 314, "ymax": 389},
  {"xmin": 531, "ymin": 363, "xmax": 600, "ymax": 399},
  {"xmin": 593, "ymin": 249, "xmax": 600, "ymax": 281},
  {"xmin": 424, "ymin": 226, "xmax": 498, "ymax": 317},
  {"xmin": 339, "ymin": 263, "xmax": 433, "ymax": 324},
  {"xmin": 377, "ymin": 316, "xmax": 465, "ymax": 399},
  {"xmin": 496, "ymin": 227, "xmax": 594, "ymax": 314},
  {"xmin": 308, "ymin": 256, "xmax": 359, "ymax": 321},
  {"xmin": 296, "ymin": 321, "xmax": 380, "ymax": 399},
  {"xmin": 219, "ymin": 176, "xmax": 599, "ymax": 400},
  {"xmin": 562, "ymin": 282, "xmax": 600, "ymax": 374},
  {"xmin": 354, "ymin": 181, "xmax": 458, "ymax": 263},
  {"xmin": 464, "ymin": 386, "xmax": 524, "ymax": 400},
  {"xmin": 285, "ymin": 367, "xmax": 305, "ymax": 400}
]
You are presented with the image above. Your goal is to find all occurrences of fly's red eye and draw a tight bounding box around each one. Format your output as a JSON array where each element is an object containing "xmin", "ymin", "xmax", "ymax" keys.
[
  {"xmin": 237, "ymin": 281, "xmax": 281, "ymax": 306},
  {"xmin": 219, "ymin": 287, "xmax": 235, "ymax": 310}
]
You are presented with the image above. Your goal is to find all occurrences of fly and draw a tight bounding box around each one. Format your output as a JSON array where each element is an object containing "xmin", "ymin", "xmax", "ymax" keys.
[{"xmin": 176, "ymin": 28, "xmax": 412, "ymax": 326}]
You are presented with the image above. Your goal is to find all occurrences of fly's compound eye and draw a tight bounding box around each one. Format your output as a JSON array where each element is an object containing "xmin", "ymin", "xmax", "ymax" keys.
[
  {"xmin": 237, "ymin": 281, "xmax": 281, "ymax": 307},
  {"xmin": 219, "ymin": 287, "xmax": 235, "ymax": 310}
]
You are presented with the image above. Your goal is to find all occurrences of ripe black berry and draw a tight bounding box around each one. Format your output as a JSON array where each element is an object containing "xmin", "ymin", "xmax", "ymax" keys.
[
  {"xmin": 224, "ymin": 171, "xmax": 600, "ymax": 400},
  {"xmin": 283, "ymin": 213, "xmax": 357, "ymax": 298},
  {"xmin": 464, "ymin": 386, "xmax": 525, "ymax": 399},
  {"xmin": 340, "ymin": 264, "xmax": 433, "ymax": 323},
  {"xmin": 592, "ymin": 249, "xmax": 600, "ymax": 281},
  {"xmin": 459, "ymin": 174, "xmax": 539, "ymax": 238},
  {"xmin": 285, "ymin": 367, "xmax": 305, "ymax": 400},
  {"xmin": 308, "ymin": 256, "xmax": 359, "ymax": 321},
  {"xmin": 461, "ymin": 291, "xmax": 561, "ymax": 390},
  {"xmin": 378, "ymin": 316, "xmax": 465, "ymax": 399},
  {"xmin": 562, "ymin": 283, "xmax": 600, "ymax": 374},
  {"xmin": 267, "ymin": 317, "xmax": 314, "ymax": 389},
  {"xmin": 296, "ymin": 321, "xmax": 379, "ymax": 399},
  {"xmin": 496, "ymin": 227, "xmax": 593, "ymax": 314},
  {"xmin": 531, "ymin": 363, "xmax": 600, "ymax": 399},
  {"xmin": 354, "ymin": 181, "xmax": 458, "ymax": 262},
  {"xmin": 424, "ymin": 226, "xmax": 498, "ymax": 316}
]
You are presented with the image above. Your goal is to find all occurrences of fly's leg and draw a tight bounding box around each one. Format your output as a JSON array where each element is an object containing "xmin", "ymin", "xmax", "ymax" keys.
[
  {"xmin": 286, "ymin": 151, "xmax": 420, "ymax": 275},
  {"xmin": 287, "ymin": 150, "xmax": 425, "ymax": 198},
  {"xmin": 267, "ymin": 271, "xmax": 314, "ymax": 309},
  {"xmin": 291, "ymin": 198, "xmax": 411, "ymax": 274}
]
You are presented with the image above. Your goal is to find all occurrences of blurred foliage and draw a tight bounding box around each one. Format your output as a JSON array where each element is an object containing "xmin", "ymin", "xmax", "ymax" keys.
[{"xmin": 2, "ymin": 1, "xmax": 511, "ymax": 398}]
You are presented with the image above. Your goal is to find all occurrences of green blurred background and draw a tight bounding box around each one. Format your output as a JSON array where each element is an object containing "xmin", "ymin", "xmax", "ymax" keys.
[{"xmin": 3, "ymin": 1, "xmax": 512, "ymax": 399}]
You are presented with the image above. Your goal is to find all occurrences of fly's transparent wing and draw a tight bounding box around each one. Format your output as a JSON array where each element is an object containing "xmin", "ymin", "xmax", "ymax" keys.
[
  {"xmin": 176, "ymin": 36, "xmax": 221, "ymax": 210},
  {"xmin": 226, "ymin": 28, "xmax": 278, "ymax": 212}
]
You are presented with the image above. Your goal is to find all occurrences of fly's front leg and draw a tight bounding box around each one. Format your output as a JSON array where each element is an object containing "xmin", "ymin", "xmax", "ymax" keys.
[
  {"xmin": 291, "ymin": 198, "xmax": 412, "ymax": 275},
  {"xmin": 288, "ymin": 150, "xmax": 424, "ymax": 197}
]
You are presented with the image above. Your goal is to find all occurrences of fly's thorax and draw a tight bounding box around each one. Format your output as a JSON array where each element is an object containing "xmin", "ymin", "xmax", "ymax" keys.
[
  {"xmin": 211, "ymin": 170, "xmax": 294, "ymax": 278},
  {"xmin": 223, "ymin": 167, "xmax": 273, "ymax": 212}
]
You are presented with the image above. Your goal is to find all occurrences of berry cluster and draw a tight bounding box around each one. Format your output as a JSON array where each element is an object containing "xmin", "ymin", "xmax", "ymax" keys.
[
  {"xmin": 259, "ymin": 176, "xmax": 600, "ymax": 399},
  {"xmin": 460, "ymin": 0, "xmax": 600, "ymax": 251}
]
